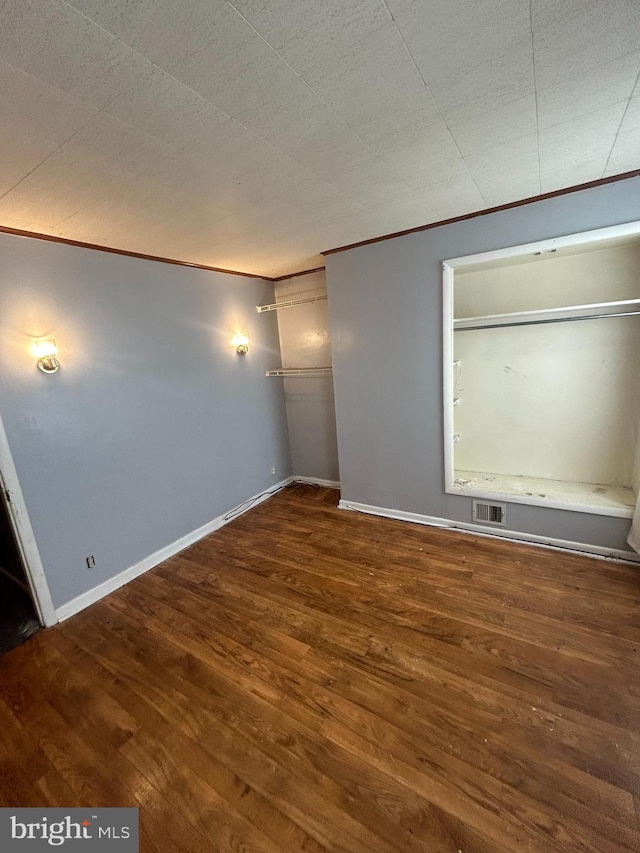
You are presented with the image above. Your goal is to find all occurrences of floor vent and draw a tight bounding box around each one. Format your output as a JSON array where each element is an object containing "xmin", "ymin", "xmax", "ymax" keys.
[{"xmin": 472, "ymin": 499, "xmax": 506, "ymax": 526}]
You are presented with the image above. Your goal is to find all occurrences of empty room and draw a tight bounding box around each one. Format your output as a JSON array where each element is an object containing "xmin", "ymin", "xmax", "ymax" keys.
[{"xmin": 1, "ymin": 1, "xmax": 640, "ymax": 851}]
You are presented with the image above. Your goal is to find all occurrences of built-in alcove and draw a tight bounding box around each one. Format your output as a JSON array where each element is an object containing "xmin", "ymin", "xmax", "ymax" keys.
[
  {"xmin": 269, "ymin": 270, "xmax": 340, "ymax": 484},
  {"xmin": 443, "ymin": 224, "xmax": 640, "ymax": 519}
]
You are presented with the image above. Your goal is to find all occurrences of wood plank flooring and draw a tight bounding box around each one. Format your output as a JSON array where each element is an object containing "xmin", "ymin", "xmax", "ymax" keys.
[{"xmin": 2, "ymin": 483, "xmax": 640, "ymax": 852}]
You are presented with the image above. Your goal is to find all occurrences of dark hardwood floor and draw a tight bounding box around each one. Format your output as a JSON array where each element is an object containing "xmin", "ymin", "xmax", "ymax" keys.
[{"xmin": 1, "ymin": 483, "xmax": 640, "ymax": 852}]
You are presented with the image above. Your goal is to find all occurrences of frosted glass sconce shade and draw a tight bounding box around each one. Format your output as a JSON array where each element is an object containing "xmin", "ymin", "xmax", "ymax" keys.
[
  {"xmin": 232, "ymin": 333, "xmax": 249, "ymax": 355},
  {"xmin": 31, "ymin": 339, "xmax": 59, "ymax": 374}
]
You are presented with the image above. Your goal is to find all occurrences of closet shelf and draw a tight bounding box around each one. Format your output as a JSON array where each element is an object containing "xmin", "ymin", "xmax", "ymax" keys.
[
  {"xmin": 454, "ymin": 298, "xmax": 640, "ymax": 332},
  {"xmin": 256, "ymin": 294, "xmax": 327, "ymax": 313},
  {"xmin": 451, "ymin": 470, "xmax": 635, "ymax": 518},
  {"xmin": 266, "ymin": 367, "xmax": 332, "ymax": 377}
]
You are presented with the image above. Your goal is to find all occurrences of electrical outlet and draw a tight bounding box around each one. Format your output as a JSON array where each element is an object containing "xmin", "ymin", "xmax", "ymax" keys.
[
  {"xmin": 86, "ymin": 555, "xmax": 96, "ymax": 569},
  {"xmin": 271, "ymin": 466, "xmax": 276, "ymax": 475}
]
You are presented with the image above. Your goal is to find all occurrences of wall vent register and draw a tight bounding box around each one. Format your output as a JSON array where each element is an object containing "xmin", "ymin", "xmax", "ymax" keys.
[{"xmin": 473, "ymin": 500, "xmax": 506, "ymax": 526}]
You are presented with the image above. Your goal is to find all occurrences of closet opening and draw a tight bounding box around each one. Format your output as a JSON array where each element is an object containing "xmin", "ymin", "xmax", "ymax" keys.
[
  {"xmin": 0, "ymin": 492, "xmax": 41, "ymax": 654},
  {"xmin": 443, "ymin": 222, "xmax": 640, "ymax": 519},
  {"xmin": 0, "ymin": 417, "xmax": 57, "ymax": 636}
]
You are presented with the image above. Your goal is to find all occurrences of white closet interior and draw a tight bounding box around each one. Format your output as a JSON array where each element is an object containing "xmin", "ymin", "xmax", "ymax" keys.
[{"xmin": 443, "ymin": 224, "xmax": 640, "ymax": 518}]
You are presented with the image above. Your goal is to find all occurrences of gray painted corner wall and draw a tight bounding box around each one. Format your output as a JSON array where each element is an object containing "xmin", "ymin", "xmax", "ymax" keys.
[
  {"xmin": 0, "ymin": 232, "xmax": 291, "ymax": 608},
  {"xmin": 325, "ymin": 177, "xmax": 640, "ymax": 554},
  {"xmin": 274, "ymin": 270, "xmax": 339, "ymax": 482}
]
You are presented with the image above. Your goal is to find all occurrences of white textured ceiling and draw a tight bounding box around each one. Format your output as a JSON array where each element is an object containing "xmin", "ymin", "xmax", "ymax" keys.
[{"xmin": 0, "ymin": 0, "xmax": 639, "ymax": 277}]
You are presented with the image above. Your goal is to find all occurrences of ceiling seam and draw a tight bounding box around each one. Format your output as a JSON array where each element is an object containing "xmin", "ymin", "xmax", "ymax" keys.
[
  {"xmin": 601, "ymin": 68, "xmax": 640, "ymax": 178},
  {"xmin": 55, "ymin": 0, "xmax": 381, "ymax": 222},
  {"xmin": 31, "ymin": 91, "xmax": 360, "ymax": 240},
  {"xmin": 42, "ymin": 0, "xmax": 533, "ymax": 262},
  {"xmin": 0, "ymin": 53, "xmax": 102, "ymax": 111},
  {"xmin": 379, "ymin": 0, "xmax": 488, "ymax": 208},
  {"xmin": 0, "ymin": 109, "xmax": 101, "ymax": 205},
  {"xmin": 0, "ymin": 3, "xmax": 188, "ymax": 209},
  {"xmin": 528, "ymin": 0, "xmax": 542, "ymax": 195},
  {"xmin": 225, "ymin": 1, "xmax": 442, "ymax": 210},
  {"xmin": 57, "ymin": 0, "xmax": 232, "ymax": 122},
  {"xmin": 22, "ymin": 74, "xmax": 185, "ymax": 232},
  {"xmin": 13, "ymin": 0, "xmax": 636, "ymax": 276}
]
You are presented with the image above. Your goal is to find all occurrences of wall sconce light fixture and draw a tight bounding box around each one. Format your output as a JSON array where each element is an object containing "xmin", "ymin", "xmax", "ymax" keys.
[
  {"xmin": 31, "ymin": 338, "xmax": 60, "ymax": 374},
  {"xmin": 232, "ymin": 333, "xmax": 249, "ymax": 355}
]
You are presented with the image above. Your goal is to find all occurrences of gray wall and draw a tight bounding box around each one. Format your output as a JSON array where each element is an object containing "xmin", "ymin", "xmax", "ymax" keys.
[
  {"xmin": 325, "ymin": 176, "xmax": 640, "ymax": 554},
  {"xmin": 0, "ymin": 232, "xmax": 291, "ymax": 609},
  {"xmin": 274, "ymin": 270, "xmax": 339, "ymax": 483}
]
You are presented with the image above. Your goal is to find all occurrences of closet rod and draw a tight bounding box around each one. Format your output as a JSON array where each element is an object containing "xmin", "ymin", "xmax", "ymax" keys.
[
  {"xmin": 257, "ymin": 294, "xmax": 327, "ymax": 312},
  {"xmin": 265, "ymin": 367, "xmax": 333, "ymax": 377},
  {"xmin": 455, "ymin": 310, "xmax": 640, "ymax": 332}
]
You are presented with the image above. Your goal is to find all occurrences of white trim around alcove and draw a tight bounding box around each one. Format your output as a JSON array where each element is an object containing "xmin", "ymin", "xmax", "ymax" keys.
[{"xmin": 442, "ymin": 219, "xmax": 640, "ymax": 518}]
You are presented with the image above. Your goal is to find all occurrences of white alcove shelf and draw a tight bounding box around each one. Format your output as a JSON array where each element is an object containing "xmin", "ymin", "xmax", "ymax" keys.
[{"xmin": 443, "ymin": 222, "xmax": 640, "ymax": 518}]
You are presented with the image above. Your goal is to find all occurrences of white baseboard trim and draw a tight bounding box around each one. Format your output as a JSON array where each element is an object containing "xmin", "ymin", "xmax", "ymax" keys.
[
  {"xmin": 292, "ymin": 476, "xmax": 340, "ymax": 489},
  {"xmin": 339, "ymin": 499, "xmax": 640, "ymax": 565},
  {"xmin": 55, "ymin": 477, "xmax": 293, "ymax": 622}
]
